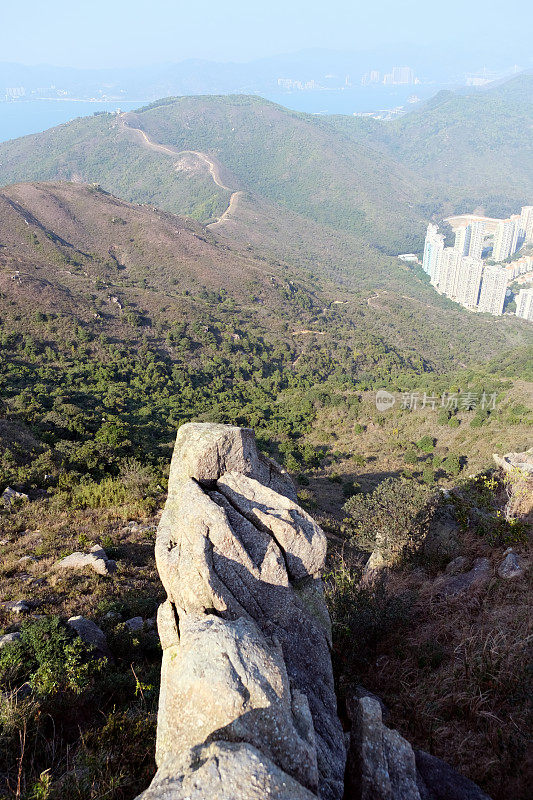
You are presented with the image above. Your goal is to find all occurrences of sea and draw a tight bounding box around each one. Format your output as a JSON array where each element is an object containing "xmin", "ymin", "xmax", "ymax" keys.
[
  {"xmin": 0, "ymin": 99, "xmax": 143, "ymax": 143},
  {"xmin": 0, "ymin": 86, "xmax": 443, "ymax": 144}
]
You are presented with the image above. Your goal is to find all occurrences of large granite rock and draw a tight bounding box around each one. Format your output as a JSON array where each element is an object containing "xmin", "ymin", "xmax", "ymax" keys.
[
  {"xmin": 137, "ymin": 741, "xmax": 318, "ymax": 800},
  {"xmin": 346, "ymin": 695, "xmax": 492, "ymax": 800},
  {"xmin": 138, "ymin": 423, "xmax": 345, "ymax": 800}
]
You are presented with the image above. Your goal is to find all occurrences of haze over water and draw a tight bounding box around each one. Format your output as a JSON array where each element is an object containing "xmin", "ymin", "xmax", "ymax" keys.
[{"xmin": 0, "ymin": 84, "xmax": 443, "ymax": 144}]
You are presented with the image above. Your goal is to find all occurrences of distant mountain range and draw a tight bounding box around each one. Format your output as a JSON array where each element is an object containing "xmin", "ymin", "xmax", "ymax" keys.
[{"xmin": 1, "ymin": 48, "xmax": 530, "ymax": 101}]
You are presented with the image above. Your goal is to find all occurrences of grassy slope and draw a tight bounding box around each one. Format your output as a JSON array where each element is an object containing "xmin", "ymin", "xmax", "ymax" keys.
[{"xmin": 0, "ymin": 114, "xmax": 230, "ymax": 223}]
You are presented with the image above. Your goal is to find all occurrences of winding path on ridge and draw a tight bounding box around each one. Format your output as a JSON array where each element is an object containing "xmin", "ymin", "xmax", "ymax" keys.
[{"xmin": 121, "ymin": 115, "xmax": 243, "ymax": 230}]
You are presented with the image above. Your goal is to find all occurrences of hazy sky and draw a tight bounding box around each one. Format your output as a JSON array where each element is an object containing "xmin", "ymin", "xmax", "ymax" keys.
[{"xmin": 1, "ymin": 0, "xmax": 532, "ymax": 68}]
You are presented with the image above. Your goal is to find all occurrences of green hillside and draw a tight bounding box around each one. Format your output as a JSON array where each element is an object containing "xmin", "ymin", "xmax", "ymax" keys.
[
  {"xmin": 0, "ymin": 180, "xmax": 530, "ymax": 488},
  {"xmin": 1, "ymin": 75, "xmax": 530, "ymax": 257},
  {"xmin": 389, "ymin": 73, "xmax": 533, "ymax": 215},
  {"xmin": 327, "ymin": 72, "xmax": 533, "ymax": 218}
]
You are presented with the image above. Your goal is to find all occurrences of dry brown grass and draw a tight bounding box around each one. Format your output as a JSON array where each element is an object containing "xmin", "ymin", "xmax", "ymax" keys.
[
  {"xmin": 339, "ymin": 529, "xmax": 532, "ymax": 800},
  {"xmin": 0, "ymin": 502, "xmax": 163, "ymax": 629}
]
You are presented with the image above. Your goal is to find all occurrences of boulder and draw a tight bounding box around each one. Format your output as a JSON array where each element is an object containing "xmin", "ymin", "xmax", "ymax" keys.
[
  {"xmin": 0, "ymin": 631, "xmax": 21, "ymax": 649},
  {"xmin": 138, "ymin": 423, "xmax": 345, "ymax": 800},
  {"xmin": 434, "ymin": 558, "xmax": 491, "ymax": 598},
  {"xmin": 56, "ymin": 544, "xmax": 116, "ymax": 576},
  {"xmin": 67, "ymin": 615, "xmax": 112, "ymax": 659},
  {"xmin": 497, "ymin": 551, "xmax": 524, "ymax": 579},
  {"xmin": 423, "ymin": 508, "xmax": 461, "ymax": 561},
  {"xmin": 361, "ymin": 548, "xmax": 386, "ymax": 583},
  {"xmin": 125, "ymin": 616, "xmax": 144, "ymax": 632},
  {"xmin": 17, "ymin": 556, "xmax": 37, "ymax": 566},
  {"xmin": 415, "ymin": 750, "xmax": 492, "ymax": 800},
  {"xmin": 1, "ymin": 487, "xmax": 29, "ymax": 507},
  {"xmin": 3, "ymin": 600, "xmax": 31, "ymax": 614}
]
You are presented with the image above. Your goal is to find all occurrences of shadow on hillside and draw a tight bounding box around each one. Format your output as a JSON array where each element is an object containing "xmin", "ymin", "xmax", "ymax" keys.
[{"xmin": 115, "ymin": 541, "xmax": 154, "ymax": 567}]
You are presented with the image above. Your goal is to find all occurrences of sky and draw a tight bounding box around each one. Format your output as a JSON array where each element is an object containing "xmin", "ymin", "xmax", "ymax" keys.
[{"xmin": 1, "ymin": 0, "xmax": 532, "ymax": 68}]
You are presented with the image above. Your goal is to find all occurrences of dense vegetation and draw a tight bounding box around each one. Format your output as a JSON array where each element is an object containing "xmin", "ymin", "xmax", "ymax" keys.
[{"xmin": 0, "ymin": 182, "xmax": 530, "ymax": 497}]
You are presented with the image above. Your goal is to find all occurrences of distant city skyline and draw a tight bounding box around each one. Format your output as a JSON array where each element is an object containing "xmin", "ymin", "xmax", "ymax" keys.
[{"xmin": 1, "ymin": 0, "xmax": 532, "ymax": 69}]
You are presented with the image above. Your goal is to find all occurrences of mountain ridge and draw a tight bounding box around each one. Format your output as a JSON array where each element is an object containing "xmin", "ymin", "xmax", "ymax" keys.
[{"xmin": 1, "ymin": 75, "xmax": 530, "ymax": 258}]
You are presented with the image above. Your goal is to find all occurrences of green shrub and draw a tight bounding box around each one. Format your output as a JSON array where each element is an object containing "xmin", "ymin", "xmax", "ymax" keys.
[
  {"xmin": 0, "ymin": 617, "xmax": 102, "ymax": 697},
  {"xmin": 404, "ymin": 449, "xmax": 418, "ymax": 464},
  {"xmin": 442, "ymin": 454, "xmax": 461, "ymax": 476},
  {"xmin": 422, "ymin": 466, "xmax": 435, "ymax": 485},
  {"xmin": 344, "ymin": 477, "xmax": 435, "ymax": 559},
  {"xmin": 417, "ymin": 435, "xmax": 435, "ymax": 453}
]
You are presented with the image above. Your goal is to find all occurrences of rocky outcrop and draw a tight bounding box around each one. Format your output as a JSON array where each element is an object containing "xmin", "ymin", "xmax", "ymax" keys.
[
  {"xmin": 346, "ymin": 695, "xmax": 492, "ymax": 800},
  {"xmin": 493, "ymin": 448, "xmax": 533, "ymax": 524},
  {"xmin": 493, "ymin": 448, "xmax": 533, "ymax": 477},
  {"xmin": 137, "ymin": 423, "xmax": 345, "ymax": 800}
]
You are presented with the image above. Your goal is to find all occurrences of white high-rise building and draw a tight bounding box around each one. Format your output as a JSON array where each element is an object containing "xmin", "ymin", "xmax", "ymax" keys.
[
  {"xmin": 454, "ymin": 222, "xmax": 485, "ymax": 259},
  {"xmin": 468, "ymin": 221, "xmax": 486, "ymax": 260},
  {"xmin": 492, "ymin": 219, "xmax": 518, "ymax": 262},
  {"xmin": 435, "ymin": 248, "xmax": 461, "ymax": 296},
  {"xmin": 519, "ymin": 206, "xmax": 533, "ymax": 245},
  {"xmin": 516, "ymin": 288, "xmax": 533, "ymax": 321},
  {"xmin": 477, "ymin": 265, "xmax": 507, "ymax": 315},
  {"xmin": 454, "ymin": 225, "xmax": 471, "ymax": 256},
  {"xmin": 455, "ymin": 257, "xmax": 483, "ymax": 308},
  {"xmin": 422, "ymin": 224, "xmax": 444, "ymax": 281}
]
